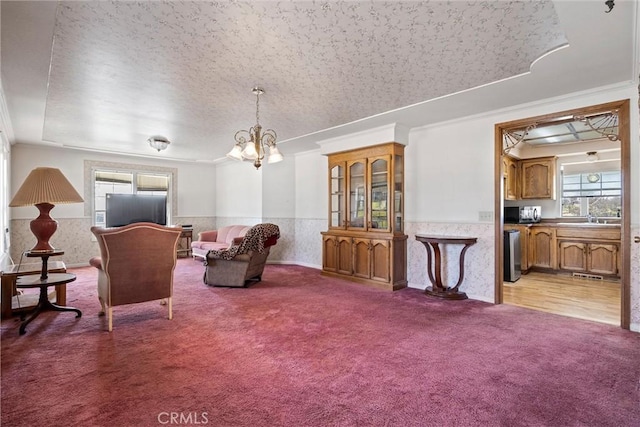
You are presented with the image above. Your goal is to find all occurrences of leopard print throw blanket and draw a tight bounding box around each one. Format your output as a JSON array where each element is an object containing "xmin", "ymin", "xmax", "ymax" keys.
[{"xmin": 206, "ymin": 223, "xmax": 280, "ymax": 261}]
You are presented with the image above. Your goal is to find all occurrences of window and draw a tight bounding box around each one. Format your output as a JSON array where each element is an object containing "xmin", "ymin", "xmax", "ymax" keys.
[
  {"xmin": 561, "ymin": 170, "xmax": 621, "ymax": 218},
  {"xmin": 93, "ymin": 169, "xmax": 170, "ymax": 227}
]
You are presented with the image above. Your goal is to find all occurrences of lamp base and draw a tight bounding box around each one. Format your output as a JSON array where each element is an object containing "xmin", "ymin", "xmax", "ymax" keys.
[{"xmin": 30, "ymin": 202, "xmax": 58, "ymax": 252}]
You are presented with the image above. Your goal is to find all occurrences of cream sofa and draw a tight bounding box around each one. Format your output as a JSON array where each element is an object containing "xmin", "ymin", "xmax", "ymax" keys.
[{"xmin": 190, "ymin": 225, "xmax": 251, "ymax": 260}]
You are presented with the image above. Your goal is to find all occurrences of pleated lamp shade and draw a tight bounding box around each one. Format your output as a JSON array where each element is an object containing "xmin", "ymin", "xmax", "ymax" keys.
[{"xmin": 9, "ymin": 167, "xmax": 83, "ymax": 252}]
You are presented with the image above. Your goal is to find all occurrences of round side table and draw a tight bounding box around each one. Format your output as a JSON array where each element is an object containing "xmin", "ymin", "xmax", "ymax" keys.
[{"xmin": 16, "ymin": 273, "xmax": 82, "ymax": 335}]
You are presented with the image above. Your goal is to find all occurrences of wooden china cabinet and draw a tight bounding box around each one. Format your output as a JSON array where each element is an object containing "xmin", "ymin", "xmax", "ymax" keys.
[{"xmin": 321, "ymin": 143, "xmax": 407, "ymax": 290}]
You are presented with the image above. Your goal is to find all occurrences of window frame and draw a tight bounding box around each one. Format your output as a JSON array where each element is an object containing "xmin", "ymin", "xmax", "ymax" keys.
[
  {"xmin": 561, "ymin": 170, "xmax": 621, "ymax": 218},
  {"xmin": 84, "ymin": 160, "xmax": 177, "ymax": 227}
]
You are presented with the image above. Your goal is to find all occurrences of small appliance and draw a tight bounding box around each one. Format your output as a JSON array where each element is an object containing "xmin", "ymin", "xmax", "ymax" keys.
[
  {"xmin": 519, "ymin": 206, "xmax": 541, "ymax": 223},
  {"xmin": 504, "ymin": 207, "xmax": 520, "ymax": 224}
]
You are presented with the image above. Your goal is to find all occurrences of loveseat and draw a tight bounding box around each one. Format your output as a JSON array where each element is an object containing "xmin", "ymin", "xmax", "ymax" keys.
[{"xmin": 190, "ymin": 225, "xmax": 251, "ymax": 260}]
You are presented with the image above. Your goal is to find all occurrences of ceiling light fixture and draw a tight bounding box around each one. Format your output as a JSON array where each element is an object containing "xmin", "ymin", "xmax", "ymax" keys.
[
  {"xmin": 148, "ymin": 135, "xmax": 171, "ymax": 152},
  {"xmin": 586, "ymin": 151, "xmax": 598, "ymax": 162},
  {"xmin": 227, "ymin": 87, "xmax": 283, "ymax": 170}
]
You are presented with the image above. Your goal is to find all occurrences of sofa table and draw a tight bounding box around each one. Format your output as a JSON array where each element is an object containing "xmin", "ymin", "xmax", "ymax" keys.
[
  {"xmin": 16, "ymin": 273, "xmax": 81, "ymax": 335},
  {"xmin": 415, "ymin": 234, "xmax": 477, "ymax": 300}
]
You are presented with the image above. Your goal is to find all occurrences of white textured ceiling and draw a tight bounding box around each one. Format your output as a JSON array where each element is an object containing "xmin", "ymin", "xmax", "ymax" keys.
[{"xmin": 1, "ymin": 1, "xmax": 637, "ymax": 163}]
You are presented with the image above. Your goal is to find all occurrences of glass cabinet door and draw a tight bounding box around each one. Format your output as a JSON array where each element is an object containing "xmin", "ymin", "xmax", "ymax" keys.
[
  {"xmin": 349, "ymin": 161, "xmax": 366, "ymax": 229},
  {"xmin": 394, "ymin": 154, "xmax": 403, "ymax": 232},
  {"xmin": 369, "ymin": 157, "xmax": 389, "ymax": 231},
  {"xmin": 329, "ymin": 164, "xmax": 344, "ymax": 228}
]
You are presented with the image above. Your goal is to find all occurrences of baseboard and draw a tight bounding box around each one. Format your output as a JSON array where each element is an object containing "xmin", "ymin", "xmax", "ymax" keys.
[{"xmin": 266, "ymin": 260, "xmax": 322, "ymax": 270}]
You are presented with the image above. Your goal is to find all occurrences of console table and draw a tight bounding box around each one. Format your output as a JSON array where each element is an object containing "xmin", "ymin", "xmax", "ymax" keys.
[
  {"xmin": 16, "ymin": 273, "xmax": 81, "ymax": 335},
  {"xmin": 415, "ymin": 234, "xmax": 477, "ymax": 300}
]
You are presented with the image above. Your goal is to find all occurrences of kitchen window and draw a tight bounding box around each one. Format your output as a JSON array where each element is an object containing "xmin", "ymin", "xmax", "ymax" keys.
[{"xmin": 561, "ymin": 170, "xmax": 621, "ymax": 218}]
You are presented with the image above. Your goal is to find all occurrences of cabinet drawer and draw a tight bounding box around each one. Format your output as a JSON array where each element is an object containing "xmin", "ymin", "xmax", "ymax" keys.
[{"xmin": 555, "ymin": 227, "xmax": 620, "ymax": 241}]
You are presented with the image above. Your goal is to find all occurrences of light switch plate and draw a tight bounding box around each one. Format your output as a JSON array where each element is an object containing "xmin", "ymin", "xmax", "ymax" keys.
[{"xmin": 479, "ymin": 211, "xmax": 493, "ymax": 222}]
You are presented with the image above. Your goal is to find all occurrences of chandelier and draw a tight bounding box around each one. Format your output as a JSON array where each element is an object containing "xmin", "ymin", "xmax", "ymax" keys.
[{"xmin": 226, "ymin": 87, "xmax": 283, "ymax": 169}]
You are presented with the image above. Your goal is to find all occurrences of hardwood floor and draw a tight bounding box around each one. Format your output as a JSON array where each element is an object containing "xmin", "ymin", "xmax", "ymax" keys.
[{"xmin": 503, "ymin": 272, "xmax": 620, "ymax": 325}]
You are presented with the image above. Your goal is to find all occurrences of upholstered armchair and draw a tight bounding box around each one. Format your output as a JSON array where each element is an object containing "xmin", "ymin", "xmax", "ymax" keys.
[
  {"xmin": 89, "ymin": 222, "xmax": 182, "ymax": 331},
  {"xmin": 204, "ymin": 223, "xmax": 280, "ymax": 287}
]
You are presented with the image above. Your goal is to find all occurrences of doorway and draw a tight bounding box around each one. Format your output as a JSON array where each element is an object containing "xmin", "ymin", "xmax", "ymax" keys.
[{"xmin": 494, "ymin": 99, "xmax": 631, "ymax": 329}]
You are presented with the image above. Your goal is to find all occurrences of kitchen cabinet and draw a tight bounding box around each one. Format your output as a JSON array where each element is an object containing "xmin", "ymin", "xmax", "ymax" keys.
[
  {"xmin": 558, "ymin": 241, "xmax": 587, "ymax": 272},
  {"xmin": 503, "ymin": 155, "xmax": 519, "ymax": 200},
  {"xmin": 556, "ymin": 226, "xmax": 620, "ymax": 277},
  {"xmin": 529, "ymin": 226, "xmax": 557, "ymax": 270},
  {"xmin": 588, "ymin": 243, "xmax": 618, "ymax": 276},
  {"xmin": 520, "ymin": 156, "xmax": 557, "ymax": 200},
  {"xmin": 504, "ymin": 224, "xmax": 530, "ymax": 272},
  {"xmin": 322, "ymin": 143, "xmax": 407, "ymax": 290}
]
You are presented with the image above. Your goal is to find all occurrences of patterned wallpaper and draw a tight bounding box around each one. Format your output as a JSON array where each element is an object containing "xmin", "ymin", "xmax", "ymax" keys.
[{"xmin": 8, "ymin": 219, "xmax": 639, "ymax": 330}]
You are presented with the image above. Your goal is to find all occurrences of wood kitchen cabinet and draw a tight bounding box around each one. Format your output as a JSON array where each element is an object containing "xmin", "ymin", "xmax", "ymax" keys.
[
  {"xmin": 322, "ymin": 143, "xmax": 407, "ymax": 290},
  {"xmin": 520, "ymin": 156, "xmax": 557, "ymax": 200},
  {"xmin": 558, "ymin": 241, "xmax": 588, "ymax": 272},
  {"xmin": 503, "ymin": 155, "xmax": 519, "ymax": 200},
  {"xmin": 556, "ymin": 226, "xmax": 620, "ymax": 278},
  {"xmin": 588, "ymin": 243, "xmax": 618, "ymax": 276},
  {"xmin": 529, "ymin": 226, "xmax": 557, "ymax": 270}
]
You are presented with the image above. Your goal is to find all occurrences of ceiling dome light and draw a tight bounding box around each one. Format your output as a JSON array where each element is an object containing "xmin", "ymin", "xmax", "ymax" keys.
[
  {"xmin": 586, "ymin": 151, "xmax": 598, "ymax": 162},
  {"xmin": 148, "ymin": 135, "xmax": 170, "ymax": 152}
]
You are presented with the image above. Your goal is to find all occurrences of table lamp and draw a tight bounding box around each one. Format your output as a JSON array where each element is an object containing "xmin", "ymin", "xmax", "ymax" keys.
[{"xmin": 9, "ymin": 167, "xmax": 84, "ymax": 252}]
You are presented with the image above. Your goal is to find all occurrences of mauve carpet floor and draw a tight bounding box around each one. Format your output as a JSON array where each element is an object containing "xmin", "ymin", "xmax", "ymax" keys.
[{"xmin": 1, "ymin": 259, "xmax": 639, "ymax": 427}]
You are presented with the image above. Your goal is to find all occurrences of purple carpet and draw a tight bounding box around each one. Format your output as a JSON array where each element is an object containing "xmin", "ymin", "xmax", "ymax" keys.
[{"xmin": 2, "ymin": 259, "xmax": 639, "ymax": 426}]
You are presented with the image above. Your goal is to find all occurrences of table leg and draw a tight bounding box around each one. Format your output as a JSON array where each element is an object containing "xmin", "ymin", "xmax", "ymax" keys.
[
  {"xmin": 40, "ymin": 255, "xmax": 50, "ymax": 280},
  {"xmin": 19, "ymin": 285, "xmax": 82, "ymax": 335},
  {"xmin": 451, "ymin": 243, "xmax": 474, "ymax": 292},
  {"xmin": 423, "ymin": 242, "xmax": 469, "ymax": 300}
]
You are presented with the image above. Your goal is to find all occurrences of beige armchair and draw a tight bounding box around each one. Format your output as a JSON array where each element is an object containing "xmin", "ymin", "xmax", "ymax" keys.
[
  {"xmin": 204, "ymin": 223, "xmax": 280, "ymax": 287},
  {"xmin": 90, "ymin": 222, "xmax": 182, "ymax": 331}
]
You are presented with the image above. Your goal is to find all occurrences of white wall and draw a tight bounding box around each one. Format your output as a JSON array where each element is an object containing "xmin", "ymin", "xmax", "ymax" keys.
[
  {"xmin": 262, "ymin": 156, "xmax": 295, "ymax": 218},
  {"xmin": 215, "ymin": 160, "xmax": 262, "ymax": 218},
  {"xmin": 294, "ymin": 150, "xmax": 326, "ymax": 219},
  {"xmin": 406, "ymin": 119, "xmax": 495, "ymax": 224},
  {"xmin": 9, "ymin": 144, "xmax": 217, "ymax": 219},
  {"xmin": 405, "ymin": 82, "xmax": 638, "ymax": 225}
]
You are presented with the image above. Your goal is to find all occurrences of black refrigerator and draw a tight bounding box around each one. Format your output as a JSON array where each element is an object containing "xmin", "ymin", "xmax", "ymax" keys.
[{"xmin": 504, "ymin": 230, "xmax": 521, "ymax": 282}]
